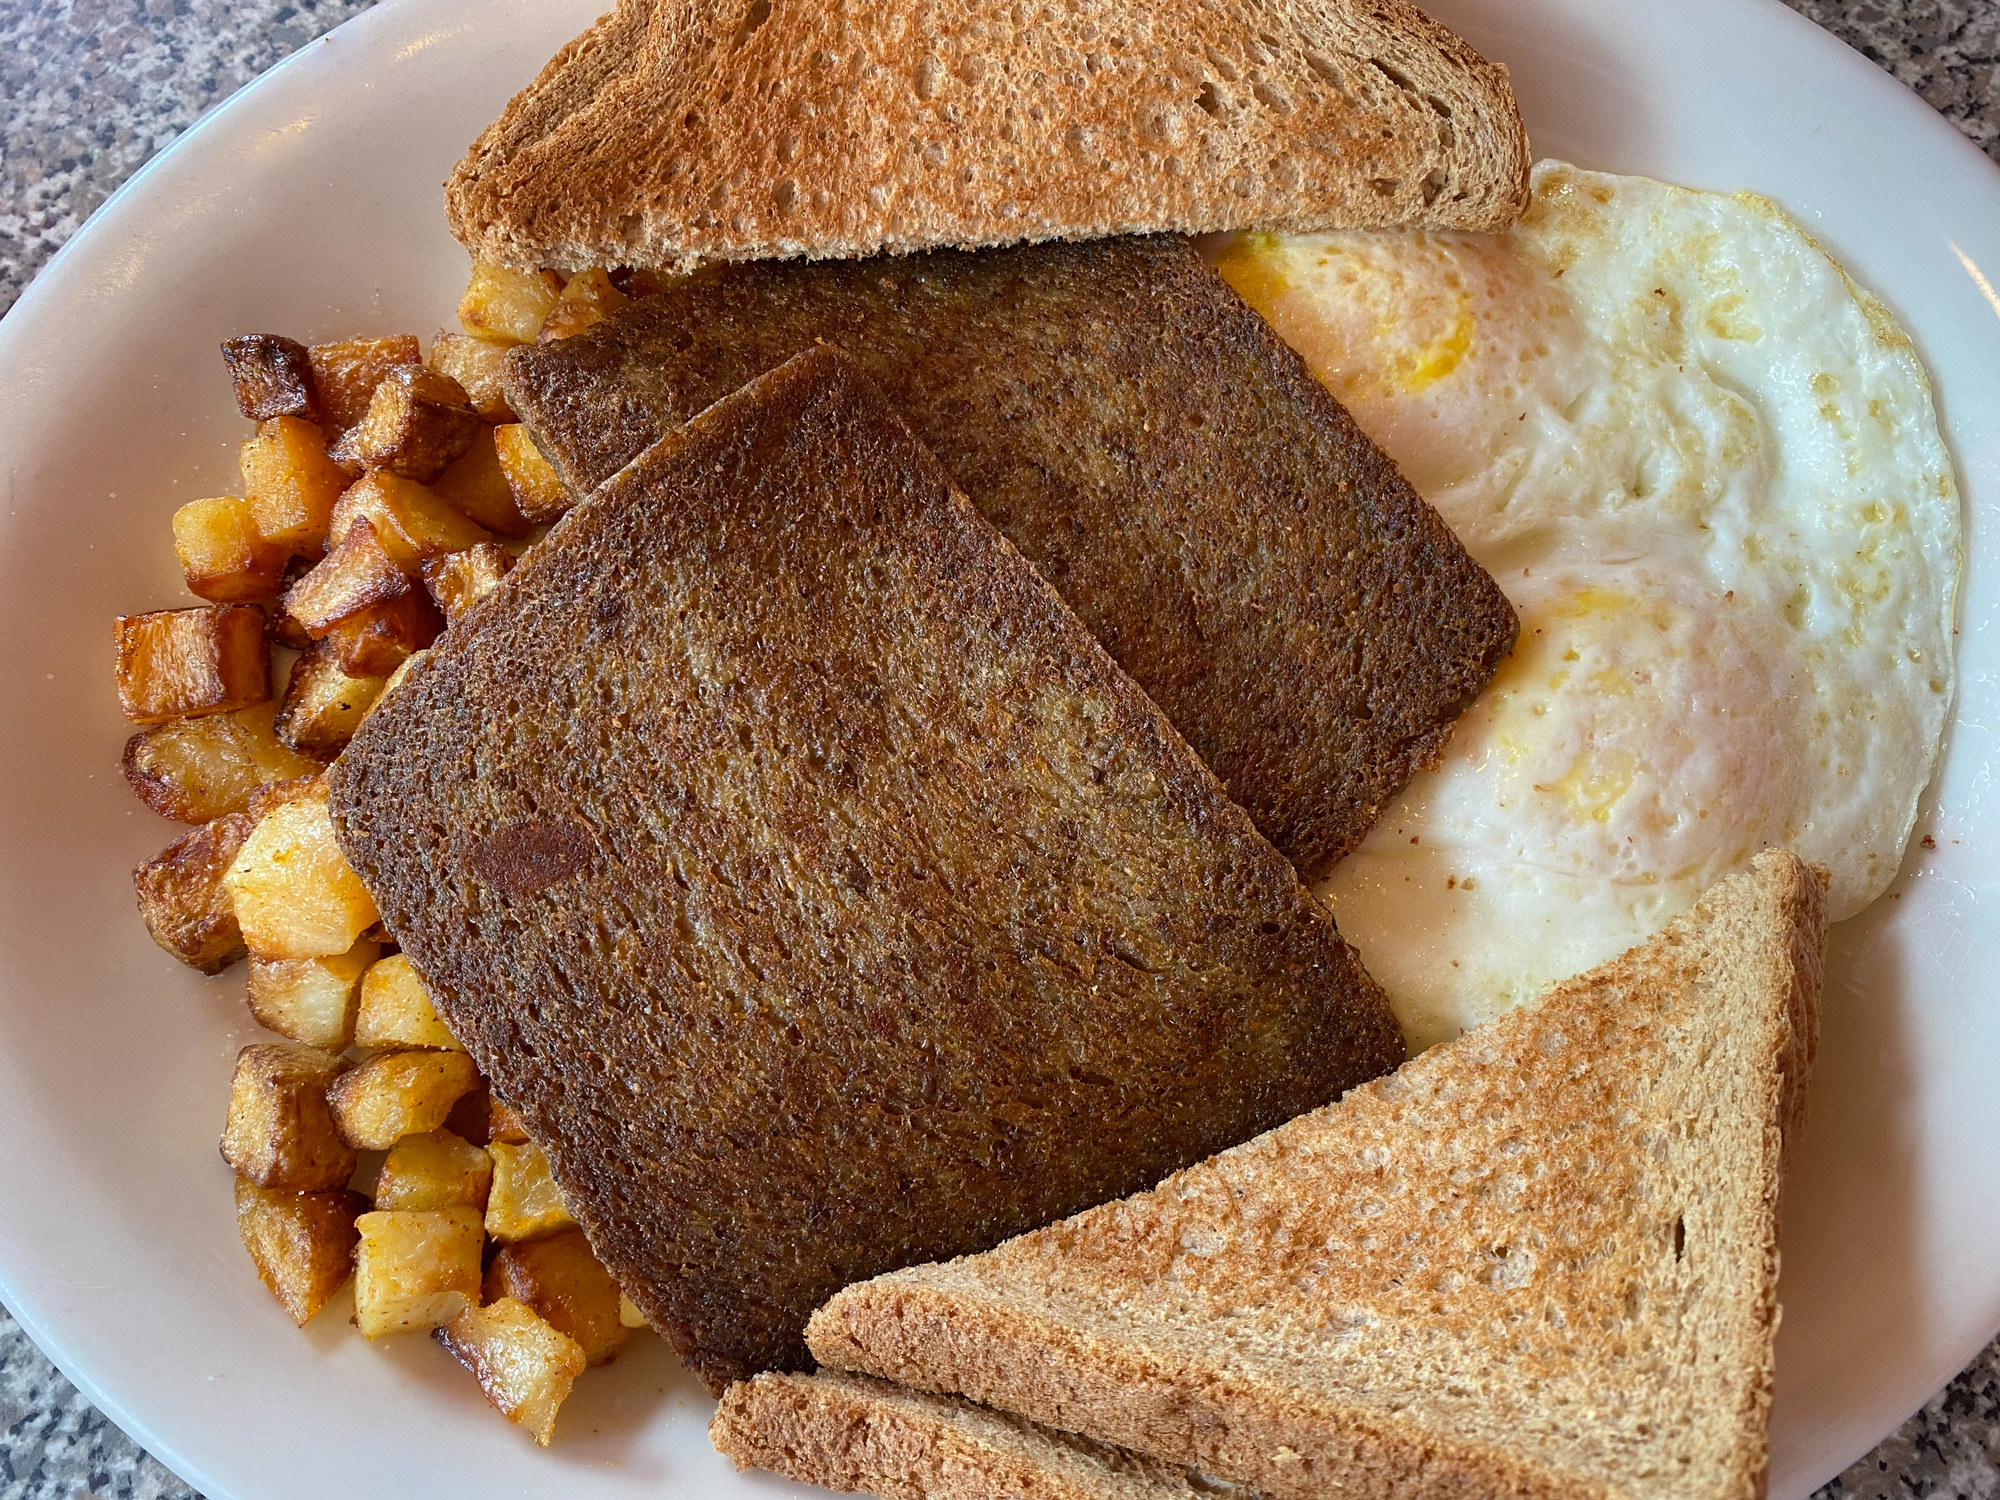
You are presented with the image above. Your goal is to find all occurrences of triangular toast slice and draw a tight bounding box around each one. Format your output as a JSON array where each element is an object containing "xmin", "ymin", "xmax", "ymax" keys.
[
  {"xmin": 331, "ymin": 346, "xmax": 1404, "ymax": 1393},
  {"xmin": 809, "ymin": 852, "xmax": 1826, "ymax": 1500},
  {"xmin": 447, "ymin": 0, "xmax": 1529, "ymax": 272},
  {"xmin": 713, "ymin": 1371, "xmax": 1252, "ymax": 1500}
]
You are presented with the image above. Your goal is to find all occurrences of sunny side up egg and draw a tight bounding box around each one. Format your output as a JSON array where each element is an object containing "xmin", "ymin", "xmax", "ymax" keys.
[{"xmin": 1212, "ymin": 160, "xmax": 1961, "ymax": 1051}]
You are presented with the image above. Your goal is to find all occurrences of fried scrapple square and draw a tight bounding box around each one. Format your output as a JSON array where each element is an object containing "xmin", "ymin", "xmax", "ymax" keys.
[
  {"xmin": 504, "ymin": 236, "xmax": 1517, "ymax": 879},
  {"xmin": 330, "ymin": 348, "xmax": 1404, "ymax": 1392}
]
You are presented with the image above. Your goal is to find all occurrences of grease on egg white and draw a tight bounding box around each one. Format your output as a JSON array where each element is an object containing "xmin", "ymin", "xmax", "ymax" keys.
[{"xmin": 1215, "ymin": 160, "xmax": 1961, "ymax": 1050}]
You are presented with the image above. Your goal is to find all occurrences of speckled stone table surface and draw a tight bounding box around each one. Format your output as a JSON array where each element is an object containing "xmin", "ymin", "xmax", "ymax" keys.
[{"xmin": 2, "ymin": 0, "xmax": 1998, "ymax": 1496}]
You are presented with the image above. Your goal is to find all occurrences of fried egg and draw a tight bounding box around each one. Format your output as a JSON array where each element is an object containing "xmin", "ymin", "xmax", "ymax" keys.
[{"xmin": 1213, "ymin": 160, "xmax": 1961, "ymax": 1049}]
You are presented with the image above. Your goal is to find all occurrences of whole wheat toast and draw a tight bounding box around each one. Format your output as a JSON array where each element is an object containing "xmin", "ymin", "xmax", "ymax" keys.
[
  {"xmin": 447, "ymin": 0, "xmax": 1529, "ymax": 272},
  {"xmin": 712, "ymin": 1371, "xmax": 1255, "ymax": 1500},
  {"xmin": 329, "ymin": 346, "xmax": 1404, "ymax": 1393},
  {"xmin": 809, "ymin": 852, "xmax": 1826, "ymax": 1500},
  {"xmin": 504, "ymin": 236, "xmax": 1518, "ymax": 879}
]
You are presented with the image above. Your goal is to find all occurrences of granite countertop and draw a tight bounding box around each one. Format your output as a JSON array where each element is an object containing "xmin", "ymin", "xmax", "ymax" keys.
[{"xmin": 2, "ymin": 0, "xmax": 1997, "ymax": 1496}]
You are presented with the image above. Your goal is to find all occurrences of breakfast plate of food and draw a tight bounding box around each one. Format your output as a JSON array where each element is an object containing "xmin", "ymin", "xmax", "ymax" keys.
[{"xmin": 0, "ymin": 0, "xmax": 1993, "ymax": 1496}]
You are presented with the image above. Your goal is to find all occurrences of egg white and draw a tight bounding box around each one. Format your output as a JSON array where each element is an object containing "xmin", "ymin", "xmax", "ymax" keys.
[{"xmin": 1214, "ymin": 161, "xmax": 1961, "ymax": 1049}]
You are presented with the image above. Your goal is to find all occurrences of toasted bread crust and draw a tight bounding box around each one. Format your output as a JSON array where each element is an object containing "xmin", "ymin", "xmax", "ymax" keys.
[
  {"xmin": 811, "ymin": 853, "xmax": 1827, "ymax": 1500},
  {"xmin": 505, "ymin": 237, "xmax": 1518, "ymax": 879},
  {"xmin": 331, "ymin": 347, "xmax": 1404, "ymax": 1394},
  {"xmin": 446, "ymin": 0, "xmax": 1530, "ymax": 272}
]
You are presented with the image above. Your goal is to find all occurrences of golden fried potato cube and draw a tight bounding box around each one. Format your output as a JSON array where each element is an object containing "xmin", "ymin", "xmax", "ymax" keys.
[
  {"xmin": 122, "ymin": 701, "xmax": 322, "ymax": 824},
  {"xmin": 173, "ymin": 496, "xmax": 289, "ymax": 604},
  {"xmin": 328, "ymin": 1049, "xmax": 481, "ymax": 1150},
  {"xmin": 322, "ymin": 588, "xmax": 443, "ymax": 677},
  {"xmin": 282, "ymin": 516, "xmax": 410, "ymax": 637},
  {"xmin": 492, "ymin": 424, "xmax": 571, "ymax": 525},
  {"xmin": 436, "ymin": 1296, "xmax": 585, "ymax": 1445},
  {"xmin": 459, "ymin": 262, "xmax": 563, "ymax": 345},
  {"xmin": 375, "ymin": 1129, "xmax": 491, "ymax": 1212},
  {"xmin": 430, "ymin": 428, "xmax": 532, "ymax": 537},
  {"xmin": 246, "ymin": 936, "xmax": 379, "ymax": 1048},
  {"xmin": 428, "ymin": 332, "xmax": 517, "ymax": 422},
  {"xmin": 618, "ymin": 1293, "xmax": 648, "ymax": 1329},
  {"xmin": 223, "ymin": 784, "xmax": 379, "ymax": 959},
  {"xmin": 220, "ymin": 1042, "xmax": 356, "ymax": 1191},
  {"xmin": 484, "ymin": 1227, "xmax": 627, "ymax": 1366},
  {"xmin": 307, "ymin": 334, "xmax": 422, "ymax": 438},
  {"xmin": 536, "ymin": 267, "xmax": 628, "ymax": 344},
  {"xmin": 222, "ymin": 334, "xmax": 319, "ymax": 422},
  {"xmin": 133, "ymin": 811, "xmax": 255, "ymax": 972},
  {"xmin": 485, "ymin": 1140, "xmax": 575, "ymax": 1243},
  {"xmin": 329, "ymin": 471, "xmax": 494, "ymax": 573},
  {"xmin": 353, "ymin": 1206, "xmax": 484, "ymax": 1338},
  {"xmin": 115, "ymin": 605, "xmax": 270, "ymax": 725},
  {"xmin": 488, "ymin": 1098, "xmax": 530, "ymax": 1145},
  {"xmin": 235, "ymin": 1177, "xmax": 362, "ymax": 1325},
  {"xmin": 240, "ymin": 416, "xmax": 349, "ymax": 556},
  {"xmin": 421, "ymin": 542, "xmax": 514, "ymax": 623},
  {"xmin": 355, "ymin": 953, "xmax": 464, "ymax": 1050},
  {"xmin": 328, "ymin": 365, "xmax": 481, "ymax": 482},
  {"xmin": 274, "ymin": 640, "xmax": 389, "ymax": 757}
]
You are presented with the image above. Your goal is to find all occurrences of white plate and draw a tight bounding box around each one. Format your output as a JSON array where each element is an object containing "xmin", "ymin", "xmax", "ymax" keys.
[{"xmin": 0, "ymin": 0, "xmax": 1994, "ymax": 1495}]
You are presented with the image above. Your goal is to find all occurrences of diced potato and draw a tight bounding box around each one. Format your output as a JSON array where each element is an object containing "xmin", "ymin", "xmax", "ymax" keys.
[
  {"xmin": 488, "ymin": 1098, "xmax": 530, "ymax": 1145},
  {"xmin": 492, "ymin": 424, "xmax": 571, "ymax": 525},
  {"xmin": 246, "ymin": 773, "xmax": 322, "ymax": 819},
  {"xmin": 307, "ymin": 335, "xmax": 422, "ymax": 438},
  {"xmin": 283, "ymin": 516, "xmax": 411, "ymax": 636},
  {"xmin": 133, "ymin": 812, "xmax": 255, "ymax": 972},
  {"xmin": 274, "ymin": 641, "xmax": 389, "ymax": 757},
  {"xmin": 322, "ymin": 588, "xmax": 443, "ymax": 677},
  {"xmin": 352, "ymin": 1206, "xmax": 484, "ymax": 1337},
  {"xmin": 235, "ymin": 1177, "xmax": 362, "ymax": 1325},
  {"xmin": 122, "ymin": 701, "xmax": 321, "ymax": 824},
  {"xmin": 246, "ymin": 937, "xmax": 379, "ymax": 1048},
  {"xmin": 459, "ymin": 262, "xmax": 563, "ymax": 345},
  {"xmin": 328, "ymin": 471, "xmax": 494, "ymax": 574},
  {"xmin": 374, "ymin": 1129, "xmax": 491, "ymax": 1212},
  {"xmin": 430, "ymin": 429, "xmax": 531, "ymax": 537},
  {"xmin": 428, "ymin": 332, "xmax": 517, "ymax": 422},
  {"xmin": 355, "ymin": 953, "xmax": 465, "ymax": 1050},
  {"xmin": 536, "ymin": 267, "xmax": 628, "ymax": 344},
  {"xmin": 485, "ymin": 1140, "xmax": 575, "ymax": 1243},
  {"xmin": 484, "ymin": 1227, "xmax": 627, "ymax": 1365},
  {"xmin": 223, "ymin": 784, "xmax": 379, "ymax": 959},
  {"xmin": 268, "ymin": 558, "xmax": 316, "ymax": 649},
  {"xmin": 618, "ymin": 1293, "xmax": 648, "ymax": 1329},
  {"xmin": 328, "ymin": 1049, "xmax": 481, "ymax": 1150},
  {"xmin": 220, "ymin": 1042, "xmax": 356, "ymax": 1191},
  {"xmin": 375, "ymin": 648, "xmax": 427, "ymax": 707},
  {"xmin": 173, "ymin": 495, "xmax": 289, "ymax": 604},
  {"xmin": 240, "ymin": 416, "xmax": 350, "ymax": 556},
  {"xmin": 222, "ymin": 334, "xmax": 319, "ymax": 422},
  {"xmin": 328, "ymin": 365, "xmax": 481, "ymax": 482},
  {"xmin": 443, "ymin": 1082, "xmax": 492, "ymax": 1145},
  {"xmin": 422, "ymin": 542, "xmax": 514, "ymax": 623},
  {"xmin": 436, "ymin": 1296, "xmax": 586, "ymax": 1445},
  {"xmin": 115, "ymin": 605, "xmax": 270, "ymax": 724}
]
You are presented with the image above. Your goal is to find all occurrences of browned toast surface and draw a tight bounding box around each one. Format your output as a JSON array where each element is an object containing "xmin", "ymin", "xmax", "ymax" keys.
[
  {"xmin": 330, "ymin": 346, "xmax": 1404, "ymax": 1393},
  {"xmin": 505, "ymin": 236, "xmax": 1518, "ymax": 878}
]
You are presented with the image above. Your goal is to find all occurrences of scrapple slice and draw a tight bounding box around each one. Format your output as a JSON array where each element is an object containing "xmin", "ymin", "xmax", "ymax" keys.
[
  {"xmin": 330, "ymin": 346, "xmax": 1404, "ymax": 1393},
  {"xmin": 712, "ymin": 1371, "xmax": 1253, "ymax": 1500},
  {"xmin": 446, "ymin": 0, "xmax": 1529, "ymax": 272},
  {"xmin": 810, "ymin": 852, "xmax": 1826, "ymax": 1500},
  {"xmin": 504, "ymin": 236, "xmax": 1519, "ymax": 878}
]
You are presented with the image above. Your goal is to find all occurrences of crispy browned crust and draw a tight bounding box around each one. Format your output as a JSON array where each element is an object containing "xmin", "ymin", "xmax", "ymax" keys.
[
  {"xmin": 444, "ymin": 0, "xmax": 1530, "ymax": 272},
  {"xmin": 330, "ymin": 347, "xmax": 1405, "ymax": 1393},
  {"xmin": 811, "ymin": 853, "xmax": 1827, "ymax": 1500},
  {"xmin": 504, "ymin": 237, "xmax": 1518, "ymax": 879}
]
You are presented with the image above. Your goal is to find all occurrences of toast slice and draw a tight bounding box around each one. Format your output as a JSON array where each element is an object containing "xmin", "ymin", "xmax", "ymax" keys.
[
  {"xmin": 712, "ymin": 1371, "xmax": 1254, "ymax": 1500},
  {"xmin": 329, "ymin": 346, "xmax": 1404, "ymax": 1394},
  {"xmin": 446, "ymin": 0, "xmax": 1530, "ymax": 272},
  {"xmin": 503, "ymin": 236, "xmax": 1519, "ymax": 879},
  {"xmin": 809, "ymin": 851, "xmax": 1826, "ymax": 1500}
]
